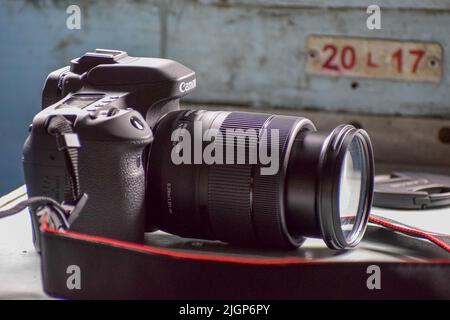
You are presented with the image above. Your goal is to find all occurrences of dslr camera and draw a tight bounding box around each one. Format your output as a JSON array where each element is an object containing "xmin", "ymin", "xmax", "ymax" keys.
[{"xmin": 23, "ymin": 49, "xmax": 374, "ymax": 251}]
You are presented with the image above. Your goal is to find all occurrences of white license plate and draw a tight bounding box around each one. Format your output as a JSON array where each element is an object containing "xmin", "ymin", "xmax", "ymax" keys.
[{"xmin": 305, "ymin": 36, "xmax": 442, "ymax": 83}]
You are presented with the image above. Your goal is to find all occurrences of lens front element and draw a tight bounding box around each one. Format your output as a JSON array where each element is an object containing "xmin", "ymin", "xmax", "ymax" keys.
[
  {"xmin": 339, "ymin": 137, "xmax": 367, "ymax": 242},
  {"xmin": 317, "ymin": 125, "xmax": 374, "ymax": 249}
]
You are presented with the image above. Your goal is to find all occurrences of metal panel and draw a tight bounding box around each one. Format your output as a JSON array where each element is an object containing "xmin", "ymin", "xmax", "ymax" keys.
[
  {"xmin": 305, "ymin": 36, "xmax": 442, "ymax": 83},
  {"xmin": 163, "ymin": 0, "xmax": 450, "ymax": 117}
]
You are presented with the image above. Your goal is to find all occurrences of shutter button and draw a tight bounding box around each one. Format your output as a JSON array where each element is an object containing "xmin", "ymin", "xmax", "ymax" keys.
[{"xmin": 130, "ymin": 116, "xmax": 145, "ymax": 130}]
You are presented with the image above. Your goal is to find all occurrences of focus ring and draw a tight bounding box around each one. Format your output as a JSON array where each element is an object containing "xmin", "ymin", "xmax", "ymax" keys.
[{"xmin": 252, "ymin": 116, "xmax": 301, "ymax": 248}]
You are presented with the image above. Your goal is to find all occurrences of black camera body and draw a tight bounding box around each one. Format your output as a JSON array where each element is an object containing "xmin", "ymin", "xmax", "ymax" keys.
[
  {"xmin": 41, "ymin": 49, "xmax": 196, "ymax": 127},
  {"xmin": 24, "ymin": 49, "xmax": 374, "ymax": 251},
  {"xmin": 23, "ymin": 49, "xmax": 196, "ymax": 249}
]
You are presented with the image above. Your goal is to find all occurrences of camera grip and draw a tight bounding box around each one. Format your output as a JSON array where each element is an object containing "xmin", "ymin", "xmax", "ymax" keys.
[
  {"xmin": 23, "ymin": 131, "xmax": 150, "ymax": 251},
  {"xmin": 71, "ymin": 139, "xmax": 148, "ymax": 243}
]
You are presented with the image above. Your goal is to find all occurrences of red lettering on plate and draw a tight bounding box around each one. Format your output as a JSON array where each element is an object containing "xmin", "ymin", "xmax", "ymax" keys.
[
  {"xmin": 322, "ymin": 44, "xmax": 339, "ymax": 71},
  {"xmin": 392, "ymin": 49, "xmax": 402, "ymax": 73},
  {"xmin": 409, "ymin": 49, "xmax": 425, "ymax": 73},
  {"xmin": 367, "ymin": 52, "xmax": 379, "ymax": 68},
  {"xmin": 341, "ymin": 46, "xmax": 356, "ymax": 70}
]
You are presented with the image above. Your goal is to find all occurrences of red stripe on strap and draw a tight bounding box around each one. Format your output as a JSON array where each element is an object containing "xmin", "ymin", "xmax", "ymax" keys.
[{"xmin": 369, "ymin": 216, "xmax": 450, "ymax": 253}]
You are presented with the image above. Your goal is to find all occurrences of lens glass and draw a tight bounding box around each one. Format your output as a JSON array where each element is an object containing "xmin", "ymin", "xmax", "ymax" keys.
[{"xmin": 338, "ymin": 138, "xmax": 366, "ymax": 239}]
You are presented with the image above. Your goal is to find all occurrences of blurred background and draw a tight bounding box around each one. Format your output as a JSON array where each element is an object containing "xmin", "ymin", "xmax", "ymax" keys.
[{"xmin": 0, "ymin": 0, "xmax": 449, "ymax": 194}]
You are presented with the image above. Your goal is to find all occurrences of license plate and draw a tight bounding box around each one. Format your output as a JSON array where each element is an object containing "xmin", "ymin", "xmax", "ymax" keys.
[{"xmin": 305, "ymin": 36, "xmax": 442, "ymax": 83}]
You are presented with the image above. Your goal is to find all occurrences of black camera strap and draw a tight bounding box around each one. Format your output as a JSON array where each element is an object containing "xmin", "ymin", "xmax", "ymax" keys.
[
  {"xmin": 37, "ymin": 211, "xmax": 449, "ymax": 299},
  {"xmin": 0, "ymin": 115, "xmax": 87, "ymax": 229},
  {"xmin": 46, "ymin": 115, "xmax": 82, "ymax": 202}
]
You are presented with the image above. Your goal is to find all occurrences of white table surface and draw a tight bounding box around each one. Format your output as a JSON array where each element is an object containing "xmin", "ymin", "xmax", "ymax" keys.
[{"xmin": 0, "ymin": 185, "xmax": 449, "ymax": 299}]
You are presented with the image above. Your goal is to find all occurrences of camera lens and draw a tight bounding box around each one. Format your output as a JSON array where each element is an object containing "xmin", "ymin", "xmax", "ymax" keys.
[{"xmin": 146, "ymin": 110, "xmax": 374, "ymax": 249}]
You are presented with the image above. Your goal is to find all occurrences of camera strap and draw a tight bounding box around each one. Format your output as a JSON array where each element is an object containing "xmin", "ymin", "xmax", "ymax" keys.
[
  {"xmin": 0, "ymin": 115, "xmax": 87, "ymax": 230},
  {"xmin": 46, "ymin": 115, "xmax": 82, "ymax": 202},
  {"xmin": 36, "ymin": 211, "xmax": 449, "ymax": 299},
  {"xmin": 368, "ymin": 215, "xmax": 450, "ymax": 252}
]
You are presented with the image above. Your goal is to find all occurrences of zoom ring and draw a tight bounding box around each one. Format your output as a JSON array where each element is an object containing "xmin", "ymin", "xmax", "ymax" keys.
[
  {"xmin": 207, "ymin": 112, "xmax": 298, "ymax": 247},
  {"xmin": 207, "ymin": 112, "xmax": 269, "ymax": 245},
  {"xmin": 252, "ymin": 116, "xmax": 299, "ymax": 248}
]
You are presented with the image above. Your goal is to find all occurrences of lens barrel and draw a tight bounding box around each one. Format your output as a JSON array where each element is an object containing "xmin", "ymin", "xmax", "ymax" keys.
[
  {"xmin": 147, "ymin": 110, "xmax": 374, "ymax": 249},
  {"xmin": 285, "ymin": 125, "xmax": 374, "ymax": 249}
]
